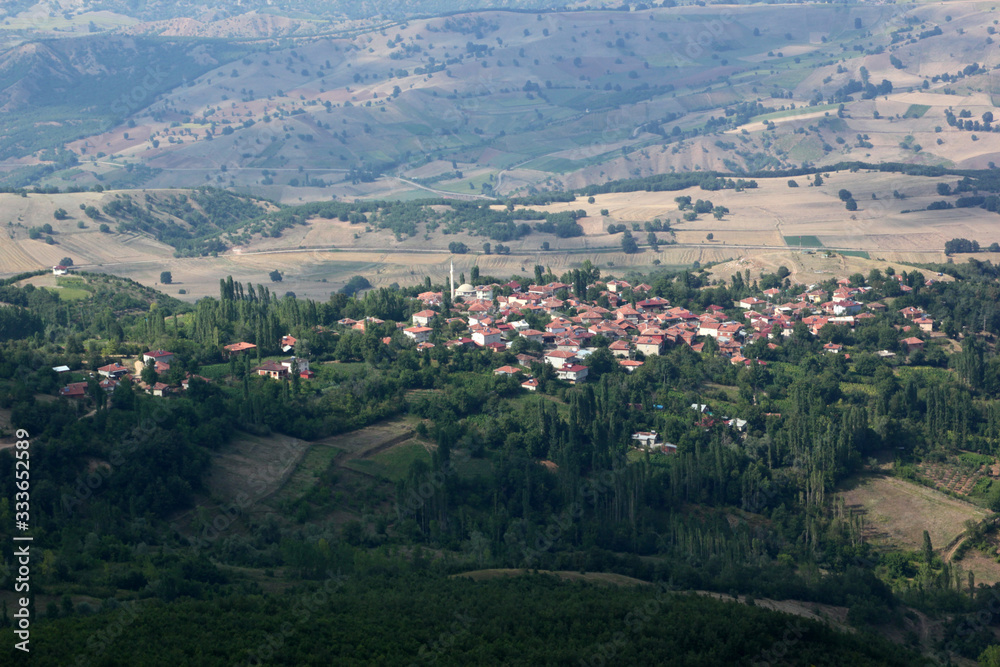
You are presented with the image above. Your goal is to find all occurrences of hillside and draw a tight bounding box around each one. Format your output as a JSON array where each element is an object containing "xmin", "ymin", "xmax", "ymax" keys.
[
  {"xmin": 2, "ymin": 165, "xmax": 997, "ymax": 301},
  {"xmin": 0, "ymin": 3, "xmax": 997, "ymax": 200}
]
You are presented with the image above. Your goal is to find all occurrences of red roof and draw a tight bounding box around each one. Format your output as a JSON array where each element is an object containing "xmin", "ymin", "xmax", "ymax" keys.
[
  {"xmin": 60, "ymin": 382, "xmax": 88, "ymax": 397},
  {"xmin": 254, "ymin": 362, "xmax": 287, "ymax": 373}
]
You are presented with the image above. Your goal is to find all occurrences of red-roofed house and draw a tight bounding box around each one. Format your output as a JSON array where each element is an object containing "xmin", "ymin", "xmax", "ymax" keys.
[
  {"xmin": 557, "ymin": 364, "xmax": 589, "ymax": 384},
  {"xmin": 224, "ymin": 342, "xmax": 257, "ymax": 356},
  {"xmin": 544, "ymin": 350, "xmax": 576, "ymax": 369},
  {"xmin": 520, "ymin": 329, "xmax": 545, "ymax": 344},
  {"xmin": 142, "ymin": 350, "xmax": 174, "ymax": 365},
  {"xmin": 403, "ymin": 326, "xmax": 433, "ymax": 344},
  {"xmin": 609, "ymin": 339, "xmax": 631, "ymax": 358},
  {"xmin": 254, "ymin": 362, "xmax": 288, "ymax": 379},
  {"xmin": 635, "ymin": 336, "xmax": 663, "ymax": 357},
  {"xmin": 98, "ymin": 363, "xmax": 129, "ymax": 379},
  {"xmin": 60, "ymin": 381, "xmax": 88, "ymax": 398},
  {"xmin": 412, "ymin": 310, "xmax": 438, "ymax": 327},
  {"xmin": 901, "ymin": 337, "xmax": 924, "ymax": 353},
  {"xmin": 472, "ymin": 327, "xmax": 503, "ymax": 347}
]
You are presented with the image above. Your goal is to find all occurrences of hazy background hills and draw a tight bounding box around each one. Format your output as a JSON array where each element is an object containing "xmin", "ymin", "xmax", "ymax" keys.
[{"xmin": 0, "ymin": 1, "xmax": 996, "ymax": 202}]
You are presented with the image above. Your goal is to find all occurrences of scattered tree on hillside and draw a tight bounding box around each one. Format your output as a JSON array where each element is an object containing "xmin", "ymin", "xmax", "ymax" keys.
[
  {"xmin": 159, "ymin": 271, "xmax": 172, "ymax": 284},
  {"xmin": 269, "ymin": 270, "xmax": 283, "ymax": 282},
  {"xmin": 339, "ymin": 275, "xmax": 371, "ymax": 296},
  {"xmin": 620, "ymin": 230, "xmax": 639, "ymax": 254}
]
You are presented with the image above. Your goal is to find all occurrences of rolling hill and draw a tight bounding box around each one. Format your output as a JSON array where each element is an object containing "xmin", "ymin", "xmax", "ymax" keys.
[{"xmin": 0, "ymin": 3, "xmax": 996, "ymax": 202}]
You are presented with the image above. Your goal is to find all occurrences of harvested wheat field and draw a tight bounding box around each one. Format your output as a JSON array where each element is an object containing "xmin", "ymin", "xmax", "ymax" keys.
[{"xmin": 839, "ymin": 475, "xmax": 989, "ymax": 553}]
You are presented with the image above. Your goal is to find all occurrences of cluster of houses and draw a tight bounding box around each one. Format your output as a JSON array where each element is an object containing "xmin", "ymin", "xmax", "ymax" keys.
[
  {"xmin": 58, "ymin": 350, "xmax": 188, "ymax": 399},
  {"xmin": 56, "ymin": 269, "xmax": 937, "ymax": 409},
  {"xmin": 375, "ymin": 274, "xmax": 934, "ymax": 390},
  {"xmin": 57, "ymin": 337, "xmax": 317, "ymax": 400}
]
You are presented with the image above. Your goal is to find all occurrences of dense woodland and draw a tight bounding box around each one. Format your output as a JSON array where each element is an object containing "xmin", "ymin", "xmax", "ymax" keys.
[{"xmin": 4, "ymin": 260, "xmax": 1000, "ymax": 663}]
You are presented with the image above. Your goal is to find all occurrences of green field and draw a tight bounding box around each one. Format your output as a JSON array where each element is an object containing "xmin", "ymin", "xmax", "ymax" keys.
[
  {"xmin": 838, "ymin": 250, "xmax": 871, "ymax": 259},
  {"xmin": 783, "ymin": 235, "xmax": 824, "ymax": 248},
  {"xmin": 752, "ymin": 103, "xmax": 837, "ymax": 124},
  {"xmin": 276, "ymin": 445, "xmax": 343, "ymax": 502},
  {"xmin": 903, "ymin": 104, "xmax": 931, "ymax": 119},
  {"xmin": 44, "ymin": 277, "xmax": 94, "ymax": 301},
  {"xmin": 343, "ymin": 441, "xmax": 430, "ymax": 481},
  {"xmin": 520, "ymin": 156, "xmax": 580, "ymax": 173}
]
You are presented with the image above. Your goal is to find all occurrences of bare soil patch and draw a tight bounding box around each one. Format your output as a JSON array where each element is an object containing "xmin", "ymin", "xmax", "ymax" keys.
[
  {"xmin": 451, "ymin": 568, "xmax": 653, "ymax": 587},
  {"xmin": 203, "ymin": 431, "xmax": 312, "ymax": 505},
  {"xmin": 838, "ymin": 475, "xmax": 989, "ymax": 552}
]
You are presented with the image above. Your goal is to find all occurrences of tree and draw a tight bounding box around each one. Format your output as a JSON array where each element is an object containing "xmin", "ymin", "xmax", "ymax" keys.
[
  {"xmin": 706, "ymin": 233, "xmax": 714, "ymax": 241},
  {"xmin": 813, "ymin": 174, "xmax": 824, "ymax": 186},
  {"xmin": 838, "ymin": 189, "xmax": 853, "ymax": 202},
  {"xmin": 141, "ymin": 362, "xmax": 158, "ymax": 387},
  {"xmin": 646, "ymin": 231, "xmax": 658, "ymax": 250},
  {"xmin": 482, "ymin": 242, "xmax": 491, "ymax": 255},
  {"xmin": 269, "ymin": 270, "xmax": 283, "ymax": 282},
  {"xmin": 620, "ymin": 230, "xmax": 639, "ymax": 254},
  {"xmin": 60, "ymin": 257, "xmax": 73, "ymax": 267},
  {"xmin": 980, "ymin": 646, "xmax": 1000, "ymax": 667},
  {"xmin": 99, "ymin": 223, "xmax": 111, "ymax": 233},
  {"xmin": 53, "ymin": 208, "xmax": 68, "ymax": 220},
  {"xmin": 936, "ymin": 182, "xmax": 952, "ymax": 196},
  {"xmin": 845, "ymin": 199, "xmax": 858, "ymax": 211},
  {"xmin": 340, "ymin": 275, "xmax": 371, "ymax": 296},
  {"xmin": 160, "ymin": 271, "xmax": 172, "ymax": 284},
  {"xmin": 922, "ymin": 530, "xmax": 933, "ymax": 564}
]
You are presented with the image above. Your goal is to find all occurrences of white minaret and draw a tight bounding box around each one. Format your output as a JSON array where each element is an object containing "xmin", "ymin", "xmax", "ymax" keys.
[{"xmin": 450, "ymin": 261, "xmax": 455, "ymax": 300}]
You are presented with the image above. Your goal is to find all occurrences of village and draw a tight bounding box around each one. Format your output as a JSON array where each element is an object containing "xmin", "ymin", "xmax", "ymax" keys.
[{"xmin": 52, "ymin": 261, "xmax": 943, "ymax": 457}]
